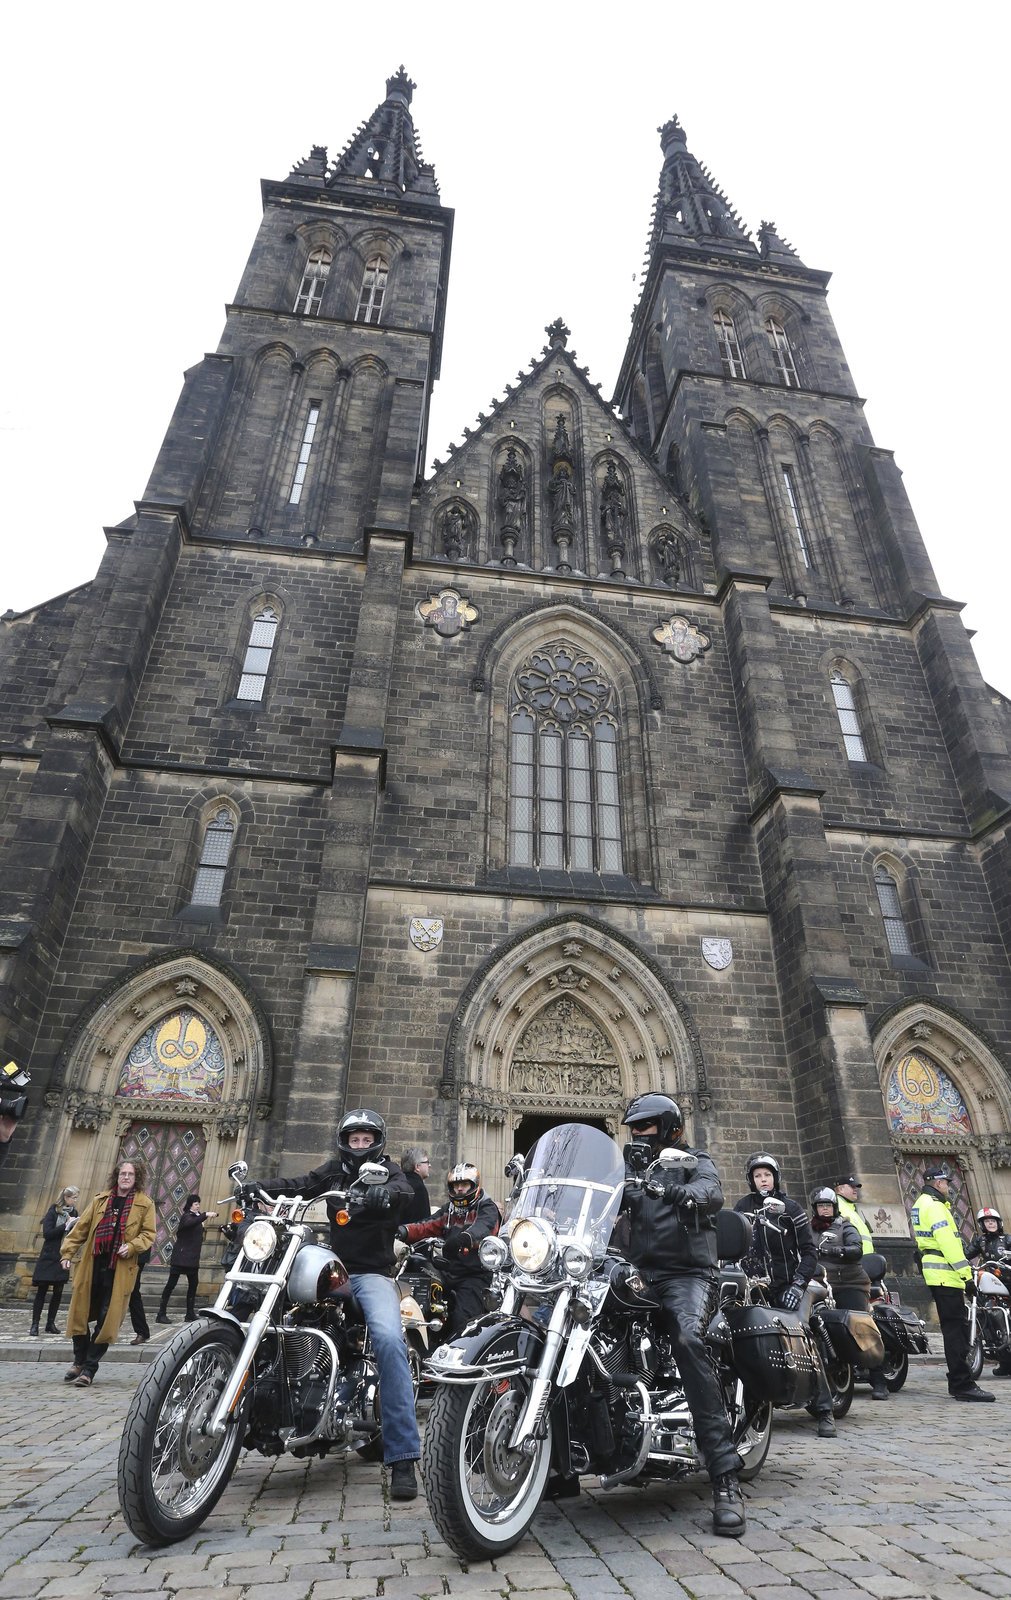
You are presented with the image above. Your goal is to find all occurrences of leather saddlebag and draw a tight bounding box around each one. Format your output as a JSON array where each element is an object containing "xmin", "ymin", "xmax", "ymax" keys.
[{"xmin": 724, "ymin": 1303, "xmax": 822, "ymax": 1407}]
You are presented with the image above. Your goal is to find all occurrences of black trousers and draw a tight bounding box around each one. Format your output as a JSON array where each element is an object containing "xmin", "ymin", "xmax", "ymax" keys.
[
  {"xmin": 31, "ymin": 1283, "xmax": 64, "ymax": 1325},
  {"xmin": 72, "ymin": 1263, "xmax": 117, "ymax": 1377},
  {"xmin": 931, "ymin": 1284, "xmax": 973, "ymax": 1392},
  {"xmin": 160, "ymin": 1266, "xmax": 199, "ymax": 1318},
  {"xmin": 445, "ymin": 1274, "xmax": 489, "ymax": 1339},
  {"xmin": 129, "ymin": 1262, "xmax": 150, "ymax": 1338},
  {"xmin": 646, "ymin": 1271, "xmax": 743, "ymax": 1482}
]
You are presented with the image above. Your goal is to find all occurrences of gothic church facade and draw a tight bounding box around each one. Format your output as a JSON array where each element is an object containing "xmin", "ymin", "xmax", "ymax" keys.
[{"xmin": 2, "ymin": 70, "xmax": 1010, "ymax": 1284}]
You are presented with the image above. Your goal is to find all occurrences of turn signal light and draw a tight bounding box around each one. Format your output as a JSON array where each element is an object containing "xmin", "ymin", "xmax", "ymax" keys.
[
  {"xmin": 335, "ymin": 1209, "xmax": 351, "ymax": 1227},
  {"xmin": 230, "ymin": 1209, "xmax": 245, "ymax": 1225}
]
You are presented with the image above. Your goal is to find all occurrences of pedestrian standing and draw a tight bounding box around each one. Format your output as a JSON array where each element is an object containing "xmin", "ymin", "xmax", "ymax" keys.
[
  {"xmin": 29, "ymin": 1185, "xmax": 79, "ymax": 1336},
  {"xmin": 60, "ymin": 1159, "xmax": 156, "ymax": 1387},
  {"xmin": 129, "ymin": 1247, "xmax": 152, "ymax": 1344},
  {"xmin": 912, "ymin": 1162, "xmax": 993, "ymax": 1403},
  {"xmin": 400, "ymin": 1148, "xmax": 433, "ymax": 1222},
  {"xmin": 157, "ymin": 1194, "xmax": 217, "ymax": 1324}
]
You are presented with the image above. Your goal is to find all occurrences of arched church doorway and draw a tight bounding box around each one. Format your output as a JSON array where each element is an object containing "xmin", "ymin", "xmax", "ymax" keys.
[{"xmin": 514, "ymin": 1113, "xmax": 608, "ymax": 1157}]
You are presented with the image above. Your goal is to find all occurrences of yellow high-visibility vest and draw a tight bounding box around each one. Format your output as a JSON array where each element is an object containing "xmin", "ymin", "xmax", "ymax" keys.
[
  {"xmin": 912, "ymin": 1190, "xmax": 971, "ymax": 1289},
  {"xmin": 837, "ymin": 1193, "xmax": 874, "ymax": 1254}
]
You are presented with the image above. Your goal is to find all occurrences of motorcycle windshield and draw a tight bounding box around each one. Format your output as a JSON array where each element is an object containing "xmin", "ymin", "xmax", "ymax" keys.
[{"xmin": 510, "ymin": 1123, "xmax": 626, "ymax": 1260}]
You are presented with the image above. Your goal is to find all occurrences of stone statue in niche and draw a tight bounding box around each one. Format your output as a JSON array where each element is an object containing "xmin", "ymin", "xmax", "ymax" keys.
[
  {"xmin": 441, "ymin": 502, "xmax": 469, "ymax": 561},
  {"xmin": 547, "ymin": 465, "xmax": 575, "ymax": 574},
  {"xmin": 600, "ymin": 462, "xmax": 628, "ymax": 577},
  {"xmin": 551, "ymin": 413, "xmax": 571, "ymax": 462},
  {"xmin": 652, "ymin": 530, "xmax": 685, "ymax": 588},
  {"xmin": 496, "ymin": 447, "xmax": 527, "ymax": 566}
]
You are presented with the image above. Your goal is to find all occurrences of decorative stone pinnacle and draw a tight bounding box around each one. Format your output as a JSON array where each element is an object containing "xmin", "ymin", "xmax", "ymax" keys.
[
  {"xmin": 545, "ymin": 318, "xmax": 570, "ymax": 349},
  {"xmin": 386, "ymin": 65, "xmax": 416, "ymax": 104}
]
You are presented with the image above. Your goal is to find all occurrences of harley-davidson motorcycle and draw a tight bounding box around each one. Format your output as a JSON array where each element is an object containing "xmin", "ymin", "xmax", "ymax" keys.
[
  {"xmin": 420, "ymin": 1123, "xmax": 774, "ymax": 1561},
  {"xmin": 967, "ymin": 1252, "xmax": 1011, "ymax": 1379},
  {"xmin": 118, "ymin": 1159, "xmax": 421, "ymax": 1546}
]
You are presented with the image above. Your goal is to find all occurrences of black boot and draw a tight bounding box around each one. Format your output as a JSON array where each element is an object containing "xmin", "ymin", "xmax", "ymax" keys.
[
  {"xmin": 712, "ymin": 1473, "xmax": 745, "ymax": 1537},
  {"xmin": 390, "ymin": 1461, "xmax": 419, "ymax": 1501},
  {"xmin": 156, "ymin": 1304, "xmax": 171, "ymax": 1325},
  {"xmin": 817, "ymin": 1413, "xmax": 837, "ymax": 1437},
  {"xmin": 869, "ymin": 1370, "xmax": 890, "ymax": 1400},
  {"xmin": 29, "ymin": 1321, "xmax": 40, "ymax": 1337}
]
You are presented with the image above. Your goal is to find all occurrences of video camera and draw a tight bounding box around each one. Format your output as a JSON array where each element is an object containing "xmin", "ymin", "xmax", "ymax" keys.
[{"xmin": 0, "ymin": 1060, "xmax": 31, "ymax": 1121}]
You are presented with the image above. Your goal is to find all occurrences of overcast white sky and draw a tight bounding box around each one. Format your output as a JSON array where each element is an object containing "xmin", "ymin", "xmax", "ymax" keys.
[{"xmin": 3, "ymin": 3, "xmax": 1008, "ymax": 694}]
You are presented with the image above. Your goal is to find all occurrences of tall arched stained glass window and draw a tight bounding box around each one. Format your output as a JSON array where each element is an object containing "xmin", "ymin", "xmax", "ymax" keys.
[
  {"xmin": 293, "ymin": 246, "xmax": 332, "ymax": 316},
  {"xmin": 508, "ymin": 643, "xmax": 624, "ymax": 874}
]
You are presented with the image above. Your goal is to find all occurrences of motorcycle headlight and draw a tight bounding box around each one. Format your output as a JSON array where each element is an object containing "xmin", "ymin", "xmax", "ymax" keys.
[
  {"xmin": 561, "ymin": 1243, "xmax": 593, "ymax": 1281},
  {"xmin": 479, "ymin": 1236, "xmax": 509, "ymax": 1271},
  {"xmin": 241, "ymin": 1219, "xmax": 279, "ymax": 1262},
  {"xmin": 509, "ymin": 1218, "xmax": 555, "ymax": 1274}
]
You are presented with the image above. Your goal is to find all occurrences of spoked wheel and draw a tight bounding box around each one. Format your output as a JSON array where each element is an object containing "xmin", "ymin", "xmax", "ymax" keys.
[
  {"xmin": 421, "ymin": 1376, "xmax": 552, "ymax": 1560},
  {"xmin": 735, "ymin": 1395, "xmax": 773, "ymax": 1482},
  {"xmin": 881, "ymin": 1348, "xmax": 909, "ymax": 1392},
  {"xmin": 118, "ymin": 1320, "xmax": 251, "ymax": 1546},
  {"xmin": 826, "ymin": 1358, "xmax": 854, "ymax": 1419},
  {"xmin": 967, "ymin": 1335, "xmax": 984, "ymax": 1381}
]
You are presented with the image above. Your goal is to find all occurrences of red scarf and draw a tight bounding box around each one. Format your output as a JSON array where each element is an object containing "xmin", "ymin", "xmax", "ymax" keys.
[{"xmin": 93, "ymin": 1189, "xmax": 135, "ymax": 1258}]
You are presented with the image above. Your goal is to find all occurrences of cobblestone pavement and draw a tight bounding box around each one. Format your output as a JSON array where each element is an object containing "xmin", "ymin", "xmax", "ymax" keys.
[{"xmin": 1, "ymin": 1350, "xmax": 1009, "ymax": 1600}]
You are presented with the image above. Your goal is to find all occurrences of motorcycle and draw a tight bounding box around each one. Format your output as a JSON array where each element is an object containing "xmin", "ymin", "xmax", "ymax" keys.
[
  {"xmin": 967, "ymin": 1253, "xmax": 1011, "ymax": 1380},
  {"xmin": 420, "ymin": 1122, "xmax": 774, "ymax": 1561},
  {"xmin": 852, "ymin": 1253, "xmax": 927, "ymax": 1392},
  {"xmin": 395, "ymin": 1235, "xmax": 450, "ymax": 1391},
  {"xmin": 118, "ymin": 1158, "xmax": 419, "ymax": 1546},
  {"xmin": 746, "ymin": 1197, "xmax": 856, "ymax": 1419}
]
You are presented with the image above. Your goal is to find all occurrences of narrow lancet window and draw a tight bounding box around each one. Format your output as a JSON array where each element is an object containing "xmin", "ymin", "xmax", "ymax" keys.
[
  {"xmin": 237, "ymin": 608, "xmax": 279, "ymax": 702},
  {"xmin": 356, "ymin": 255, "xmax": 389, "ymax": 324},
  {"xmin": 713, "ymin": 309, "xmax": 747, "ymax": 379},
  {"xmin": 781, "ymin": 464, "xmax": 811, "ymax": 567},
  {"xmin": 293, "ymin": 247, "xmax": 332, "ymax": 316},
  {"xmin": 830, "ymin": 670, "xmax": 868, "ymax": 762},
  {"xmin": 765, "ymin": 317, "xmax": 799, "ymax": 386},
  {"xmin": 874, "ymin": 865, "xmax": 913, "ymax": 957},
  {"xmin": 289, "ymin": 404, "xmax": 320, "ymax": 505},
  {"xmin": 191, "ymin": 808, "xmax": 236, "ymax": 907}
]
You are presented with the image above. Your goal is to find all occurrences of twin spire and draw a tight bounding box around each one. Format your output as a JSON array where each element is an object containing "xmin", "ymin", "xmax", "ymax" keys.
[{"xmin": 286, "ymin": 65, "xmax": 440, "ymax": 202}]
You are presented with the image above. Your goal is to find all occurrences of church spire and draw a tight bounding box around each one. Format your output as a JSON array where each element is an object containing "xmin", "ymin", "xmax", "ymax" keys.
[
  {"xmin": 648, "ymin": 115, "xmax": 755, "ymax": 257},
  {"xmin": 325, "ymin": 66, "xmax": 440, "ymax": 202}
]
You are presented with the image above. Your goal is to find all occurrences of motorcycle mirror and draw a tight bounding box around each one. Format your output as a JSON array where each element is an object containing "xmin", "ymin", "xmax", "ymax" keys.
[
  {"xmin": 227, "ymin": 1161, "xmax": 248, "ymax": 1183},
  {"xmin": 762, "ymin": 1196, "xmax": 786, "ymax": 1216},
  {"xmin": 357, "ymin": 1161, "xmax": 389, "ymax": 1186},
  {"xmin": 656, "ymin": 1148, "xmax": 698, "ymax": 1175}
]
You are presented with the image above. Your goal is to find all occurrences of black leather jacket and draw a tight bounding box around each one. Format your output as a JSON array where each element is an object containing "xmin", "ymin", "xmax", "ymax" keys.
[
  {"xmin": 266, "ymin": 1155, "xmax": 412, "ymax": 1276},
  {"xmin": 813, "ymin": 1215, "xmax": 870, "ymax": 1292},
  {"xmin": 967, "ymin": 1230, "xmax": 1011, "ymax": 1263},
  {"xmin": 621, "ymin": 1145, "xmax": 724, "ymax": 1273},
  {"xmin": 735, "ymin": 1190, "xmax": 818, "ymax": 1293}
]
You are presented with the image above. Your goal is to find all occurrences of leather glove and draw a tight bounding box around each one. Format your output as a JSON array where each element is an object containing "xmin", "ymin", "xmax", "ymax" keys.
[
  {"xmin": 362, "ymin": 1186, "xmax": 390, "ymax": 1213},
  {"xmin": 779, "ymin": 1282, "xmax": 804, "ymax": 1312},
  {"xmin": 964, "ymin": 1278, "xmax": 978, "ymax": 1300},
  {"xmin": 443, "ymin": 1228, "xmax": 473, "ymax": 1260},
  {"xmin": 819, "ymin": 1241, "xmax": 844, "ymax": 1259},
  {"xmin": 394, "ymin": 1224, "xmax": 410, "ymax": 1243},
  {"xmin": 662, "ymin": 1182, "xmax": 689, "ymax": 1206}
]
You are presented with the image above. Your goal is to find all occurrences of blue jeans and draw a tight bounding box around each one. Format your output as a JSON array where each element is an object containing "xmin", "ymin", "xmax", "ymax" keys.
[{"xmin": 350, "ymin": 1273, "xmax": 420, "ymax": 1463}]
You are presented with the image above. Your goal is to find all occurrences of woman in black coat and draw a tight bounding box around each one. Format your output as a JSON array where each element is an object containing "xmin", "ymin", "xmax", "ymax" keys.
[
  {"xmin": 29, "ymin": 1185, "xmax": 80, "ymax": 1335},
  {"xmin": 156, "ymin": 1193, "xmax": 217, "ymax": 1324}
]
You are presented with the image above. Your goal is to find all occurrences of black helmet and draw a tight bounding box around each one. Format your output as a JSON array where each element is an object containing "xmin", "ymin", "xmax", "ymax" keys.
[
  {"xmin": 810, "ymin": 1186, "xmax": 838, "ymax": 1215},
  {"xmin": 746, "ymin": 1152, "xmax": 781, "ymax": 1192},
  {"xmin": 337, "ymin": 1108, "xmax": 387, "ymax": 1173},
  {"xmin": 622, "ymin": 1093, "xmax": 684, "ymax": 1146}
]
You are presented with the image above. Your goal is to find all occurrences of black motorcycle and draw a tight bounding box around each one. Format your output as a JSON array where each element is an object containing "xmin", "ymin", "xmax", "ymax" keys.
[
  {"xmin": 118, "ymin": 1158, "xmax": 418, "ymax": 1545},
  {"xmin": 420, "ymin": 1123, "xmax": 774, "ymax": 1561},
  {"xmin": 967, "ymin": 1254, "xmax": 1011, "ymax": 1380}
]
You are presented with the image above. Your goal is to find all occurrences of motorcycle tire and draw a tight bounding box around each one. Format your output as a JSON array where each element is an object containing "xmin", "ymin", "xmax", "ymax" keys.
[
  {"xmin": 881, "ymin": 1349, "xmax": 908, "ymax": 1392},
  {"xmin": 736, "ymin": 1398, "xmax": 773, "ymax": 1482},
  {"xmin": 967, "ymin": 1335, "xmax": 984, "ymax": 1381},
  {"xmin": 118, "ymin": 1319, "xmax": 251, "ymax": 1546},
  {"xmin": 827, "ymin": 1358, "xmax": 854, "ymax": 1419},
  {"xmin": 421, "ymin": 1375, "xmax": 552, "ymax": 1560}
]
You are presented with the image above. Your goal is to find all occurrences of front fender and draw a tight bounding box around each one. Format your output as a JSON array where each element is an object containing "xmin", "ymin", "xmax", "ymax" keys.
[{"xmin": 424, "ymin": 1315, "xmax": 545, "ymax": 1386}]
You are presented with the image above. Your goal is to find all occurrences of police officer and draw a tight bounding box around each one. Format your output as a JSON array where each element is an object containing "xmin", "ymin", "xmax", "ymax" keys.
[
  {"xmin": 811, "ymin": 1186, "xmax": 889, "ymax": 1400},
  {"xmin": 912, "ymin": 1162, "xmax": 993, "ymax": 1402},
  {"xmin": 834, "ymin": 1175, "xmax": 874, "ymax": 1256},
  {"xmin": 264, "ymin": 1109, "xmax": 423, "ymax": 1497},
  {"xmin": 399, "ymin": 1162, "xmax": 501, "ymax": 1337},
  {"xmin": 734, "ymin": 1154, "xmax": 837, "ymax": 1437},
  {"xmin": 620, "ymin": 1093, "xmax": 746, "ymax": 1538}
]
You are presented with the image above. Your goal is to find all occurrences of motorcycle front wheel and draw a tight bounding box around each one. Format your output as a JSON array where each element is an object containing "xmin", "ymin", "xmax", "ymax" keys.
[
  {"xmin": 967, "ymin": 1334, "xmax": 984, "ymax": 1381},
  {"xmin": 736, "ymin": 1397, "xmax": 773, "ymax": 1482},
  {"xmin": 422, "ymin": 1377, "xmax": 552, "ymax": 1560},
  {"xmin": 118, "ymin": 1319, "xmax": 251, "ymax": 1545}
]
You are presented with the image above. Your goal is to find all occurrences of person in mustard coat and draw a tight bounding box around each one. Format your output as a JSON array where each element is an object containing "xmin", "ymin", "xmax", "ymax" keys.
[{"xmin": 60, "ymin": 1158, "xmax": 157, "ymax": 1387}]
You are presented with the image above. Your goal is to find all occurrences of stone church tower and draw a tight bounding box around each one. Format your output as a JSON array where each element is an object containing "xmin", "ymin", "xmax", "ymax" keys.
[{"xmin": 1, "ymin": 71, "xmax": 1009, "ymax": 1287}]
